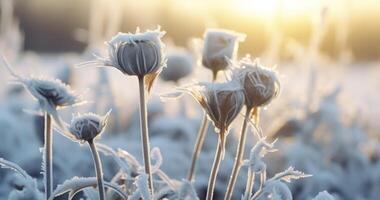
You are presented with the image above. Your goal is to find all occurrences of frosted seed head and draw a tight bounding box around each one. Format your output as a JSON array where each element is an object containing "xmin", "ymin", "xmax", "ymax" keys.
[
  {"xmin": 160, "ymin": 51, "xmax": 194, "ymax": 83},
  {"xmin": 233, "ymin": 57, "xmax": 280, "ymax": 109},
  {"xmin": 69, "ymin": 110, "xmax": 111, "ymax": 142},
  {"xmin": 185, "ymin": 81, "xmax": 245, "ymax": 133},
  {"xmin": 202, "ymin": 29, "xmax": 245, "ymax": 76}
]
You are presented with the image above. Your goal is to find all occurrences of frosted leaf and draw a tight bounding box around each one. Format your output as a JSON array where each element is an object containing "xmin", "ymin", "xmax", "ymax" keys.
[
  {"xmin": 268, "ymin": 167, "xmax": 311, "ymax": 183},
  {"xmin": 8, "ymin": 174, "xmax": 43, "ymax": 200},
  {"xmin": 312, "ymin": 191, "xmax": 336, "ymax": 200},
  {"xmin": 248, "ymin": 137, "xmax": 277, "ymax": 173},
  {"xmin": 0, "ymin": 158, "xmax": 31, "ymax": 179},
  {"xmin": 49, "ymin": 177, "xmax": 127, "ymax": 200},
  {"xmin": 130, "ymin": 174, "xmax": 152, "ymax": 200},
  {"xmin": 0, "ymin": 158, "xmax": 43, "ymax": 200},
  {"xmin": 259, "ymin": 180, "xmax": 292, "ymax": 200},
  {"xmin": 177, "ymin": 180, "xmax": 199, "ymax": 200}
]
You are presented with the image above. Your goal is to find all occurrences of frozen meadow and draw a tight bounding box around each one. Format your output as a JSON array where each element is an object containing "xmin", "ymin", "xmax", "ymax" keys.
[{"xmin": 0, "ymin": 1, "xmax": 380, "ymax": 200}]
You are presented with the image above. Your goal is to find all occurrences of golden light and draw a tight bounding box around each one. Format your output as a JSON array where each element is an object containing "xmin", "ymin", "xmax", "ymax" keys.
[{"xmin": 232, "ymin": 0, "xmax": 322, "ymax": 18}]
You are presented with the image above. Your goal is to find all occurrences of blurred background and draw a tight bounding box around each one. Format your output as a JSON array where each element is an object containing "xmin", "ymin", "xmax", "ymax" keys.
[
  {"xmin": 7, "ymin": 0, "xmax": 380, "ymax": 61},
  {"xmin": 1, "ymin": 0, "xmax": 380, "ymax": 199}
]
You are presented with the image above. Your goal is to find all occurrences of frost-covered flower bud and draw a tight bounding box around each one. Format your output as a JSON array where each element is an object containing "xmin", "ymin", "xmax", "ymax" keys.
[
  {"xmin": 69, "ymin": 110, "xmax": 111, "ymax": 142},
  {"xmin": 202, "ymin": 29, "xmax": 245, "ymax": 78},
  {"xmin": 89, "ymin": 28, "xmax": 166, "ymax": 77},
  {"xmin": 185, "ymin": 81, "xmax": 244, "ymax": 133},
  {"xmin": 233, "ymin": 56, "xmax": 280, "ymax": 109},
  {"xmin": 0, "ymin": 55, "xmax": 81, "ymax": 112},
  {"xmin": 160, "ymin": 50, "xmax": 193, "ymax": 83}
]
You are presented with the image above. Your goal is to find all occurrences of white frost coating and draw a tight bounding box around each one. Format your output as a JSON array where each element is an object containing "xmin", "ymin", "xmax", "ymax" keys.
[
  {"xmin": 258, "ymin": 180, "xmax": 292, "ymax": 200},
  {"xmin": 202, "ymin": 29, "xmax": 246, "ymax": 72},
  {"xmin": 312, "ymin": 191, "xmax": 336, "ymax": 200},
  {"xmin": 49, "ymin": 176, "xmax": 127, "ymax": 200},
  {"xmin": 69, "ymin": 110, "xmax": 111, "ymax": 142},
  {"xmin": 177, "ymin": 180, "xmax": 199, "ymax": 200},
  {"xmin": 150, "ymin": 147, "xmax": 163, "ymax": 173},
  {"xmin": 268, "ymin": 166, "xmax": 312, "ymax": 183},
  {"xmin": 130, "ymin": 174, "xmax": 152, "ymax": 200},
  {"xmin": 248, "ymin": 137, "xmax": 277, "ymax": 173}
]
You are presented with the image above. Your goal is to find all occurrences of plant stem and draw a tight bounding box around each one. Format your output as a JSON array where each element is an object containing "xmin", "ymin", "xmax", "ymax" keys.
[
  {"xmin": 44, "ymin": 112, "xmax": 53, "ymax": 200},
  {"xmin": 224, "ymin": 107, "xmax": 252, "ymax": 200},
  {"xmin": 206, "ymin": 131, "xmax": 225, "ymax": 200},
  {"xmin": 243, "ymin": 169, "xmax": 255, "ymax": 200},
  {"xmin": 187, "ymin": 73, "xmax": 217, "ymax": 181},
  {"xmin": 88, "ymin": 140, "xmax": 105, "ymax": 200},
  {"xmin": 138, "ymin": 76, "xmax": 154, "ymax": 194},
  {"xmin": 187, "ymin": 114, "xmax": 209, "ymax": 181}
]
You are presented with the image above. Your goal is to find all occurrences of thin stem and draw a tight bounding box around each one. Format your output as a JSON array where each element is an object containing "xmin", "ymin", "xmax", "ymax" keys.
[
  {"xmin": 187, "ymin": 114, "xmax": 209, "ymax": 181},
  {"xmin": 251, "ymin": 171, "xmax": 266, "ymax": 200},
  {"xmin": 224, "ymin": 107, "xmax": 252, "ymax": 200},
  {"xmin": 243, "ymin": 170, "xmax": 255, "ymax": 200},
  {"xmin": 138, "ymin": 76, "xmax": 154, "ymax": 194},
  {"xmin": 88, "ymin": 140, "xmax": 105, "ymax": 200},
  {"xmin": 206, "ymin": 132, "xmax": 225, "ymax": 200},
  {"xmin": 44, "ymin": 112, "xmax": 53, "ymax": 200}
]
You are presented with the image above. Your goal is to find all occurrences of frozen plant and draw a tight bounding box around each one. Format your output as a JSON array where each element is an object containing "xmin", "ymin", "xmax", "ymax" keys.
[
  {"xmin": 0, "ymin": 158, "xmax": 43, "ymax": 200},
  {"xmin": 66, "ymin": 110, "xmax": 111, "ymax": 200},
  {"xmin": 242, "ymin": 138, "xmax": 310, "ymax": 200},
  {"xmin": 202, "ymin": 28, "xmax": 246, "ymax": 80},
  {"xmin": 225, "ymin": 56, "xmax": 280, "ymax": 200},
  {"xmin": 0, "ymin": 55, "xmax": 81, "ymax": 200},
  {"xmin": 184, "ymin": 81, "xmax": 245, "ymax": 200},
  {"xmin": 187, "ymin": 29, "xmax": 245, "ymax": 182},
  {"xmin": 82, "ymin": 27, "xmax": 166, "ymax": 194}
]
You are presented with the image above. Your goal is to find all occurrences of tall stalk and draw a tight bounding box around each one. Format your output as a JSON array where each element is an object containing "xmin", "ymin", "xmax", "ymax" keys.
[
  {"xmin": 186, "ymin": 74, "xmax": 216, "ymax": 181},
  {"xmin": 44, "ymin": 112, "xmax": 53, "ymax": 200},
  {"xmin": 224, "ymin": 107, "xmax": 254, "ymax": 200},
  {"xmin": 187, "ymin": 115, "xmax": 209, "ymax": 181},
  {"xmin": 206, "ymin": 130, "xmax": 226, "ymax": 200},
  {"xmin": 138, "ymin": 76, "xmax": 154, "ymax": 193},
  {"xmin": 88, "ymin": 140, "xmax": 105, "ymax": 200}
]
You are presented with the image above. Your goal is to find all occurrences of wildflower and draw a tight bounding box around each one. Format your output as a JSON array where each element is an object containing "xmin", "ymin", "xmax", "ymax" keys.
[
  {"xmin": 160, "ymin": 51, "xmax": 193, "ymax": 83},
  {"xmin": 233, "ymin": 56, "xmax": 280, "ymax": 109},
  {"xmin": 69, "ymin": 110, "xmax": 111, "ymax": 143},
  {"xmin": 185, "ymin": 81, "xmax": 245, "ymax": 135},
  {"xmin": 202, "ymin": 29, "xmax": 245, "ymax": 79}
]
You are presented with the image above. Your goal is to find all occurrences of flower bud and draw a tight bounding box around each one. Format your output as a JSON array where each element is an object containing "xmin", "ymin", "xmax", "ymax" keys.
[
  {"xmin": 69, "ymin": 110, "xmax": 111, "ymax": 142},
  {"xmin": 233, "ymin": 57, "xmax": 280, "ymax": 109},
  {"xmin": 89, "ymin": 28, "xmax": 166, "ymax": 78},
  {"xmin": 202, "ymin": 29, "xmax": 245, "ymax": 77},
  {"xmin": 185, "ymin": 81, "xmax": 244, "ymax": 133},
  {"xmin": 160, "ymin": 51, "xmax": 193, "ymax": 83}
]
